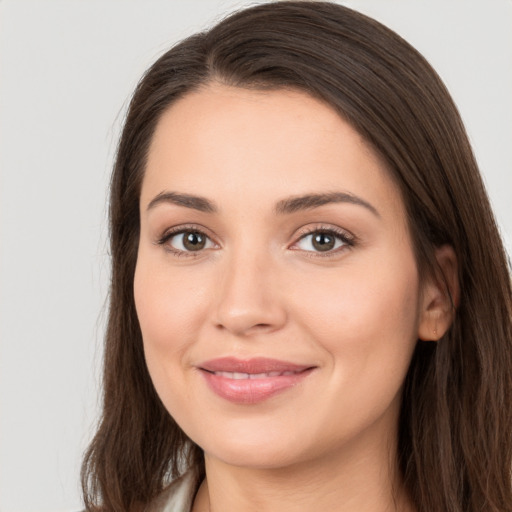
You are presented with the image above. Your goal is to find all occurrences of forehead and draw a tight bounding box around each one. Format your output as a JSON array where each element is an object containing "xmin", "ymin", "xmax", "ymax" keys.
[{"xmin": 141, "ymin": 83, "xmax": 405, "ymax": 223}]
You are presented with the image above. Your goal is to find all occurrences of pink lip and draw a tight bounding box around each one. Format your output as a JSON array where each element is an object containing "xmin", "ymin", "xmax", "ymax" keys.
[{"xmin": 198, "ymin": 357, "xmax": 315, "ymax": 404}]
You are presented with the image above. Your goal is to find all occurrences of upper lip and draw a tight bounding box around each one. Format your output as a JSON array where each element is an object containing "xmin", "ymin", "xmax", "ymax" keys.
[{"xmin": 198, "ymin": 357, "xmax": 315, "ymax": 374}]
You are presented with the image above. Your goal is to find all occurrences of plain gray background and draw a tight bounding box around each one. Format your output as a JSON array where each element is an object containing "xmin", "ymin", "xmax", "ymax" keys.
[{"xmin": 1, "ymin": 1, "xmax": 511, "ymax": 510}]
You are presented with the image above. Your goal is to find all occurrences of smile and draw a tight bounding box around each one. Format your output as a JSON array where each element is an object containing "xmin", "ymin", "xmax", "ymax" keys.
[
  {"xmin": 210, "ymin": 370, "xmax": 300, "ymax": 379},
  {"xmin": 198, "ymin": 357, "xmax": 315, "ymax": 404}
]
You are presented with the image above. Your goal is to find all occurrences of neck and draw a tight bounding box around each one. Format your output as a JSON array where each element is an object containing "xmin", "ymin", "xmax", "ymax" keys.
[{"xmin": 192, "ymin": 418, "xmax": 415, "ymax": 512}]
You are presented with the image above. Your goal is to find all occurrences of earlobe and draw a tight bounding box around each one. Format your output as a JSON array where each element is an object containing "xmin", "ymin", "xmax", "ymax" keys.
[{"xmin": 417, "ymin": 245, "xmax": 459, "ymax": 342}]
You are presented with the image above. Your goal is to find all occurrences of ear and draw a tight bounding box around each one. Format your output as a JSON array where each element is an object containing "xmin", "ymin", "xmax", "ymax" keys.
[{"xmin": 417, "ymin": 245, "xmax": 459, "ymax": 342}]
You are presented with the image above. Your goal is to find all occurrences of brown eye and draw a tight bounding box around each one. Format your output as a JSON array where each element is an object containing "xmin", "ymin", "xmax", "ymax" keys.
[
  {"xmin": 312, "ymin": 232, "xmax": 336, "ymax": 251},
  {"xmin": 295, "ymin": 229, "xmax": 351, "ymax": 254},
  {"xmin": 182, "ymin": 231, "xmax": 206, "ymax": 251},
  {"xmin": 163, "ymin": 230, "xmax": 215, "ymax": 253}
]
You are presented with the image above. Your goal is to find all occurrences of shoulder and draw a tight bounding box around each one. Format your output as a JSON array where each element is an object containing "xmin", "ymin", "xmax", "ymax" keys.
[{"xmin": 146, "ymin": 470, "xmax": 200, "ymax": 512}]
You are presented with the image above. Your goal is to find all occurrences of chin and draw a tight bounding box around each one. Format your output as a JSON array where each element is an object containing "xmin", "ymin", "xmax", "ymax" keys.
[
  {"xmin": 205, "ymin": 441, "xmax": 307, "ymax": 470},
  {"xmin": 194, "ymin": 417, "xmax": 337, "ymax": 471}
]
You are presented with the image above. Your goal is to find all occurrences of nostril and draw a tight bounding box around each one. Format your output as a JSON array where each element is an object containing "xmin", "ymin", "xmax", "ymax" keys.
[
  {"xmin": 214, "ymin": 319, "xmax": 281, "ymax": 337},
  {"xmin": 213, "ymin": 288, "xmax": 288, "ymax": 335},
  {"xmin": 215, "ymin": 322, "xmax": 271, "ymax": 330}
]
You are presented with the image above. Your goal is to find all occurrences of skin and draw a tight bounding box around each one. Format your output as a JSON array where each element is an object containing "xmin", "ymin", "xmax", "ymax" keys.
[{"xmin": 134, "ymin": 84, "xmax": 456, "ymax": 511}]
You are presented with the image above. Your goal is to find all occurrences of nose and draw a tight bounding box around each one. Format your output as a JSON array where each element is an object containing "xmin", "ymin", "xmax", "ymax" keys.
[{"xmin": 213, "ymin": 249, "xmax": 287, "ymax": 337}]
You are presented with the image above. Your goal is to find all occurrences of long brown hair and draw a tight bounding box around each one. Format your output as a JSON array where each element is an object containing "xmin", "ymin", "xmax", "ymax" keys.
[{"xmin": 81, "ymin": 2, "xmax": 512, "ymax": 511}]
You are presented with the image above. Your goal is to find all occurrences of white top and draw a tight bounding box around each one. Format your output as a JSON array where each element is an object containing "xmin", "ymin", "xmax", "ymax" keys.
[{"xmin": 146, "ymin": 471, "xmax": 199, "ymax": 512}]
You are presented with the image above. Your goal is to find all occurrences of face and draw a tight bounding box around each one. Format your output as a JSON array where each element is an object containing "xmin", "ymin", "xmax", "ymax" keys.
[{"xmin": 134, "ymin": 84, "xmax": 425, "ymax": 470}]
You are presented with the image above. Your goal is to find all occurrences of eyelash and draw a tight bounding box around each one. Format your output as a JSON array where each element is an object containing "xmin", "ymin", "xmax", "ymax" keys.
[
  {"xmin": 292, "ymin": 225, "xmax": 355, "ymax": 258},
  {"xmin": 156, "ymin": 224, "xmax": 355, "ymax": 259},
  {"xmin": 156, "ymin": 224, "xmax": 215, "ymax": 258}
]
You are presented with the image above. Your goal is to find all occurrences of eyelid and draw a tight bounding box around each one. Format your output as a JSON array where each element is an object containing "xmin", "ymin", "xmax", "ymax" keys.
[
  {"xmin": 154, "ymin": 222, "xmax": 355, "ymax": 258},
  {"xmin": 155, "ymin": 224, "xmax": 219, "ymax": 256},
  {"xmin": 290, "ymin": 224, "xmax": 356, "ymax": 256}
]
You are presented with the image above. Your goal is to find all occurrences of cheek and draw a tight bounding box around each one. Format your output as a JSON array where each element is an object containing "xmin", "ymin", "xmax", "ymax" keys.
[
  {"xmin": 134, "ymin": 253, "xmax": 208, "ymax": 347},
  {"xmin": 298, "ymin": 265, "xmax": 417, "ymax": 334},
  {"xmin": 133, "ymin": 252, "xmax": 210, "ymax": 406},
  {"xmin": 291, "ymin": 251, "xmax": 420, "ymax": 385},
  {"xmin": 284, "ymin": 254, "xmax": 420, "ymax": 448}
]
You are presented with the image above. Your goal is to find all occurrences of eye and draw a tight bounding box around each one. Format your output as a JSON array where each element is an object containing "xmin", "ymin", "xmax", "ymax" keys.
[
  {"xmin": 158, "ymin": 228, "xmax": 216, "ymax": 254},
  {"xmin": 294, "ymin": 229, "xmax": 353, "ymax": 254}
]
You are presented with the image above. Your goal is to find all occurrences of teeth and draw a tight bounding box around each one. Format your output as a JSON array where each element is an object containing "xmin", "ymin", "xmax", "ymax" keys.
[
  {"xmin": 249, "ymin": 372, "xmax": 272, "ymax": 379},
  {"xmin": 216, "ymin": 372, "xmax": 249, "ymax": 379},
  {"xmin": 214, "ymin": 371, "xmax": 296, "ymax": 379}
]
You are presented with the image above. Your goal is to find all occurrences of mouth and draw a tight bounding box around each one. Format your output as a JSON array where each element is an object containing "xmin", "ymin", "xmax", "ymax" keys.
[
  {"xmin": 197, "ymin": 357, "xmax": 316, "ymax": 404},
  {"xmin": 207, "ymin": 370, "xmax": 303, "ymax": 379}
]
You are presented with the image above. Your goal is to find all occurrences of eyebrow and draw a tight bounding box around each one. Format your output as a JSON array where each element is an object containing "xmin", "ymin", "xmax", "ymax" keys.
[
  {"xmin": 147, "ymin": 191, "xmax": 218, "ymax": 213},
  {"xmin": 146, "ymin": 190, "xmax": 380, "ymax": 217},
  {"xmin": 275, "ymin": 192, "xmax": 380, "ymax": 217}
]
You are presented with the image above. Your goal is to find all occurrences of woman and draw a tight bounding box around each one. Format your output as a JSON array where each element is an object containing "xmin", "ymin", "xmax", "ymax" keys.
[{"xmin": 81, "ymin": 2, "xmax": 512, "ymax": 511}]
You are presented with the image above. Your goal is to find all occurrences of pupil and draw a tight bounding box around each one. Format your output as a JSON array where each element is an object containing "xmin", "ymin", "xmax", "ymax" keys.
[
  {"xmin": 312, "ymin": 232, "xmax": 335, "ymax": 251},
  {"xmin": 183, "ymin": 232, "xmax": 205, "ymax": 251}
]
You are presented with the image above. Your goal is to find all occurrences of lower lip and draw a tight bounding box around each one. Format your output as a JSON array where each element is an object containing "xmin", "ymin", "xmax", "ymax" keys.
[{"xmin": 200, "ymin": 369, "xmax": 314, "ymax": 404}]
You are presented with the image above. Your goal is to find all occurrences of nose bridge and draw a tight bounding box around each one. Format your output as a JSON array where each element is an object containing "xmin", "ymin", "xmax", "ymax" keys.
[{"xmin": 213, "ymin": 239, "xmax": 286, "ymax": 336}]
